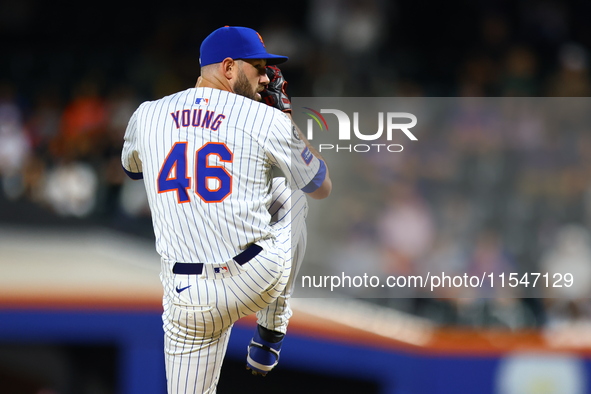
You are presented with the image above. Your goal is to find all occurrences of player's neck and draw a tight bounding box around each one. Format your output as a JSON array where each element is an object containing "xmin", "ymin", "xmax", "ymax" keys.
[{"xmin": 196, "ymin": 75, "xmax": 233, "ymax": 93}]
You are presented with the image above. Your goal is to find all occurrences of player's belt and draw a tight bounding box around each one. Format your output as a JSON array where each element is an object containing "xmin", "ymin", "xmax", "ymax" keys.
[{"xmin": 172, "ymin": 244, "xmax": 263, "ymax": 275}]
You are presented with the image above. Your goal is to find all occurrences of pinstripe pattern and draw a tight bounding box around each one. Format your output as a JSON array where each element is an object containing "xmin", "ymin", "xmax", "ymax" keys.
[
  {"xmin": 122, "ymin": 88, "xmax": 318, "ymax": 393},
  {"xmin": 122, "ymin": 88, "xmax": 318, "ymax": 263},
  {"xmin": 256, "ymin": 179, "xmax": 308, "ymax": 333}
]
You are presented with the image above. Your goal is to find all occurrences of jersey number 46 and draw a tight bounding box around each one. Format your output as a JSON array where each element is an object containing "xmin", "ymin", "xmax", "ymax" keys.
[{"xmin": 157, "ymin": 142, "xmax": 233, "ymax": 203}]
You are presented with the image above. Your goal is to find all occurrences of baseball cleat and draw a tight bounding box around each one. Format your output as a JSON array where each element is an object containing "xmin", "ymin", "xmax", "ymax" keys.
[
  {"xmin": 246, "ymin": 325, "xmax": 284, "ymax": 376},
  {"xmin": 245, "ymin": 365, "xmax": 268, "ymax": 377}
]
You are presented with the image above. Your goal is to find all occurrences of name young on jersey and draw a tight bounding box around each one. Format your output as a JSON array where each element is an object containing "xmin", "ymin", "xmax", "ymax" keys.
[{"xmin": 170, "ymin": 109, "xmax": 226, "ymax": 131}]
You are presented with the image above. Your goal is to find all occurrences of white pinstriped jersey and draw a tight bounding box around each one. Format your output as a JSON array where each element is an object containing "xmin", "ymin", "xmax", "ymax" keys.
[{"xmin": 122, "ymin": 87, "xmax": 321, "ymax": 264}]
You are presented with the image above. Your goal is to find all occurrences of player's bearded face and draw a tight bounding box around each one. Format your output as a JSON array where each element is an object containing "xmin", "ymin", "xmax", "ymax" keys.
[{"xmin": 233, "ymin": 66, "xmax": 259, "ymax": 101}]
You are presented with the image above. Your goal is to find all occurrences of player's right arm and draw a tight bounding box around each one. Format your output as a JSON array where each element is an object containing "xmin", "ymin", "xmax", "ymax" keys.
[
  {"xmin": 289, "ymin": 115, "xmax": 331, "ymax": 199},
  {"xmin": 264, "ymin": 111, "xmax": 331, "ymax": 200},
  {"xmin": 261, "ymin": 66, "xmax": 331, "ymax": 199},
  {"xmin": 121, "ymin": 108, "xmax": 144, "ymax": 180}
]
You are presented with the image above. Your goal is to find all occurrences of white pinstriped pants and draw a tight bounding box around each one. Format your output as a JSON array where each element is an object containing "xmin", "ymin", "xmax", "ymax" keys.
[{"xmin": 161, "ymin": 179, "xmax": 308, "ymax": 394}]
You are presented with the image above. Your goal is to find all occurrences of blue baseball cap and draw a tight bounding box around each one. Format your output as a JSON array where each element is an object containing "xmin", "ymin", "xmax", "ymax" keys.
[{"xmin": 200, "ymin": 26, "xmax": 288, "ymax": 67}]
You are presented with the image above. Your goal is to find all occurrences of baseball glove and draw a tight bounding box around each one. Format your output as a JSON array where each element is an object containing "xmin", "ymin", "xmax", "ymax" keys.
[{"xmin": 261, "ymin": 65, "xmax": 291, "ymax": 113}]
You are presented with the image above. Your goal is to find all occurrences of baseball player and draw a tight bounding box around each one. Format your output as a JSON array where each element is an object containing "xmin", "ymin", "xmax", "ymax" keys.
[{"xmin": 121, "ymin": 26, "xmax": 331, "ymax": 394}]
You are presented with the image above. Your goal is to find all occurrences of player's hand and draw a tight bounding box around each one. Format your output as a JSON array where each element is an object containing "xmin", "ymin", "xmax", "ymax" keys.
[{"xmin": 260, "ymin": 65, "xmax": 291, "ymax": 113}]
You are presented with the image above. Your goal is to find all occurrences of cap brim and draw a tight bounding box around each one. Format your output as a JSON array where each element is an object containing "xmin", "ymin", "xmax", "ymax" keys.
[
  {"xmin": 240, "ymin": 52, "xmax": 288, "ymax": 65},
  {"xmin": 264, "ymin": 54, "xmax": 288, "ymax": 65}
]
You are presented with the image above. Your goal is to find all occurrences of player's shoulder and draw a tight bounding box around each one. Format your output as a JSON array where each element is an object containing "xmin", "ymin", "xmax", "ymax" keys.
[
  {"xmin": 213, "ymin": 90, "xmax": 274, "ymax": 114},
  {"xmin": 241, "ymin": 96, "xmax": 290, "ymax": 127},
  {"xmin": 264, "ymin": 105, "xmax": 291, "ymax": 131},
  {"xmin": 208, "ymin": 90, "xmax": 289, "ymax": 131}
]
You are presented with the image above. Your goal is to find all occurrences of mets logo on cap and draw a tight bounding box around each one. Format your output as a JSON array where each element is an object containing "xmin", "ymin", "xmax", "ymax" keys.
[{"xmin": 256, "ymin": 32, "xmax": 266, "ymax": 47}]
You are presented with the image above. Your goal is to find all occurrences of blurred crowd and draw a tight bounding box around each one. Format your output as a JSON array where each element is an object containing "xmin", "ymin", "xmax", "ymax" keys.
[
  {"xmin": 0, "ymin": 79, "xmax": 134, "ymax": 218},
  {"xmin": 2, "ymin": 0, "xmax": 591, "ymax": 329},
  {"xmin": 318, "ymin": 97, "xmax": 591, "ymax": 330}
]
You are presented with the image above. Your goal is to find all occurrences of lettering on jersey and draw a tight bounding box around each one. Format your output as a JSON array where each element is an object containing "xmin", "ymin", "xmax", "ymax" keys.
[
  {"xmin": 182, "ymin": 109, "xmax": 191, "ymax": 127},
  {"xmin": 201, "ymin": 110, "xmax": 215, "ymax": 129},
  {"xmin": 301, "ymin": 146, "xmax": 313, "ymax": 165},
  {"xmin": 170, "ymin": 110, "xmax": 226, "ymax": 131},
  {"xmin": 211, "ymin": 114, "xmax": 226, "ymax": 131},
  {"xmin": 170, "ymin": 111, "xmax": 181, "ymax": 128}
]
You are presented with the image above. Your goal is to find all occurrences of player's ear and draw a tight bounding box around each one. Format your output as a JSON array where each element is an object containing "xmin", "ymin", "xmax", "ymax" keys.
[{"xmin": 221, "ymin": 58, "xmax": 236, "ymax": 80}]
